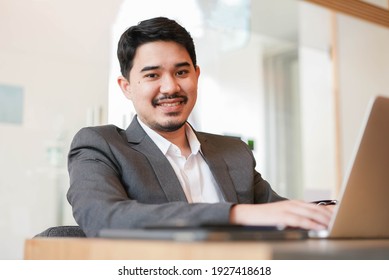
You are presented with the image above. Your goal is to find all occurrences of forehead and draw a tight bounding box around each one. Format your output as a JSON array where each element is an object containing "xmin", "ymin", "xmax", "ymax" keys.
[{"xmin": 132, "ymin": 41, "xmax": 192, "ymax": 69}]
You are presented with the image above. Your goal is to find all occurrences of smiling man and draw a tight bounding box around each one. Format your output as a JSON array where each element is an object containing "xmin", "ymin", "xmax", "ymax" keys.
[{"xmin": 67, "ymin": 17, "xmax": 332, "ymax": 237}]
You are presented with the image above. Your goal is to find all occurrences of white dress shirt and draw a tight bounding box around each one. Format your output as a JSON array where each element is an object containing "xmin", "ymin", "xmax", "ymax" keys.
[{"xmin": 138, "ymin": 119, "xmax": 225, "ymax": 203}]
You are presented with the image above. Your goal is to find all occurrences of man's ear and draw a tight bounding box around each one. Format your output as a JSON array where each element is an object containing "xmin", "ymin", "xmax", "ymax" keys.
[
  {"xmin": 195, "ymin": 65, "xmax": 201, "ymax": 78},
  {"xmin": 117, "ymin": 76, "xmax": 132, "ymax": 100}
]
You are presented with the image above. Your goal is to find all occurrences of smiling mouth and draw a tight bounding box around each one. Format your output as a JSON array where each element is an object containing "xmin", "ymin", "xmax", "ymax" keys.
[
  {"xmin": 152, "ymin": 94, "xmax": 188, "ymax": 108},
  {"xmin": 159, "ymin": 101, "xmax": 183, "ymax": 107}
]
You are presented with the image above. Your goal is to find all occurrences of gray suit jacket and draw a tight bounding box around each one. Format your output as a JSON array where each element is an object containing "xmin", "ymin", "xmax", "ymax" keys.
[{"xmin": 67, "ymin": 117, "xmax": 285, "ymax": 237}]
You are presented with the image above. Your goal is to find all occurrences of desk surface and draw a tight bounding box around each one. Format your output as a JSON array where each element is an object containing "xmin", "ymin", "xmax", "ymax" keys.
[{"xmin": 24, "ymin": 238, "xmax": 389, "ymax": 260}]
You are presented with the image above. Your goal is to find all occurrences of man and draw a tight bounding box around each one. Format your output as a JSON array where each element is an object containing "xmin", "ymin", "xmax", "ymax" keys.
[{"xmin": 67, "ymin": 17, "xmax": 332, "ymax": 237}]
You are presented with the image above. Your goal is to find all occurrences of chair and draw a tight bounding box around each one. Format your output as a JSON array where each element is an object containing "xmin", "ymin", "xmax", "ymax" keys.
[{"xmin": 34, "ymin": 225, "xmax": 86, "ymax": 238}]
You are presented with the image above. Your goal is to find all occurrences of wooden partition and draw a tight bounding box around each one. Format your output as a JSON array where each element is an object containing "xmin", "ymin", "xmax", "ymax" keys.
[{"xmin": 303, "ymin": 0, "xmax": 389, "ymax": 28}]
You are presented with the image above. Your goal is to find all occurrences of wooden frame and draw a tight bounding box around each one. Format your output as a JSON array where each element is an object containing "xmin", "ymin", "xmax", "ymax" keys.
[
  {"xmin": 330, "ymin": 12, "xmax": 342, "ymax": 192},
  {"xmin": 303, "ymin": 0, "xmax": 389, "ymax": 28}
]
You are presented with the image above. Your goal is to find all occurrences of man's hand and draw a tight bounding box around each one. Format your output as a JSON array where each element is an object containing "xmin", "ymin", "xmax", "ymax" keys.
[{"xmin": 230, "ymin": 200, "xmax": 334, "ymax": 230}]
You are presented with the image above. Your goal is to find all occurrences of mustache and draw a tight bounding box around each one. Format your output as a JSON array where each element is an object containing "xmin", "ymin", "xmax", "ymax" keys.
[{"xmin": 152, "ymin": 94, "xmax": 188, "ymax": 106}]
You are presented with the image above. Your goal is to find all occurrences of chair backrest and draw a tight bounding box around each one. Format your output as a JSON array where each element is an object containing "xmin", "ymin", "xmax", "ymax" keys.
[{"xmin": 34, "ymin": 226, "xmax": 86, "ymax": 238}]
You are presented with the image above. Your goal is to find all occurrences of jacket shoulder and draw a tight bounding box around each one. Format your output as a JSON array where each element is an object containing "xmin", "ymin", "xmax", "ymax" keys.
[
  {"xmin": 79, "ymin": 124, "xmax": 124, "ymax": 134},
  {"xmin": 71, "ymin": 125, "xmax": 127, "ymax": 147},
  {"xmin": 197, "ymin": 131, "xmax": 247, "ymax": 147},
  {"xmin": 75, "ymin": 124, "xmax": 125, "ymax": 138}
]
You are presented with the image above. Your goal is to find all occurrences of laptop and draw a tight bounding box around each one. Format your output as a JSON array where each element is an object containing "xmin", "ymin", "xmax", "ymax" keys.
[{"xmin": 309, "ymin": 95, "xmax": 389, "ymax": 239}]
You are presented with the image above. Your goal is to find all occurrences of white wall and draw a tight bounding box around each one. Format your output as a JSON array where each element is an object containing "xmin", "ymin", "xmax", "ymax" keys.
[
  {"xmin": 299, "ymin": 47, "xmax": 336, "ymax": 198},
  {"xmin": 298, "ymin": 3, "xmax": 337, "ymax": 200},
  {"xmin": 337, "ymin": 13, "xmax": 389, "ymax": 175},
  {"xmin": 0, "ymin": 0, "xmax": 122, "ymax": 259}
]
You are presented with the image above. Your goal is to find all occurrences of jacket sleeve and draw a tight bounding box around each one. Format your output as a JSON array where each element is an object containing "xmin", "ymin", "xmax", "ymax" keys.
[{"xmin": 253, "ymin": 170, "xmax": 287, "ymax": 203}]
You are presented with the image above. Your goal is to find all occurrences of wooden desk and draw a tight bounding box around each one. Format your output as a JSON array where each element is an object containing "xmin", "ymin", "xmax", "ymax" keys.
[
  {"xmin": 24, "ymin": 238, "xmax": 389, "ymax": 260},
  {"xmin": 272, "ymin": 239, "xmax": 389, "ymax": 259},
  {"xmin": 24, "ymin": 238, "xmax": 272, "ymax": 260}
]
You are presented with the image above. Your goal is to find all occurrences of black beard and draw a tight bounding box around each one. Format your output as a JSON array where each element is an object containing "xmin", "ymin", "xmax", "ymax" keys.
[{"xmin": 153, "ymin": 117, "xmax": 186, "ymax": 132}]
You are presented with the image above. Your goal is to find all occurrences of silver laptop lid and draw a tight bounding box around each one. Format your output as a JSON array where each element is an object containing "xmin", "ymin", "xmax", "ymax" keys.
[{"xmin": 327, "ymin": 95, "xmax": 389, "ymax": 238}]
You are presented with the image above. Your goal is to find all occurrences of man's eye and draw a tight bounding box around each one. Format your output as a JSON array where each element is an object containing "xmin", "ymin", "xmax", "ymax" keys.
[
  {"xmin": 176, "ymin": 70, "xmax": 189, "ymax": 76},
  {"xmin": 145, "ymin": 73, "xmax": 158, "ymax": 78}
]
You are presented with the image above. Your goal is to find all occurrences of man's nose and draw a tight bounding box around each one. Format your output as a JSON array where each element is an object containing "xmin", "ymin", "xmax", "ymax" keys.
[{"xmin": 160, "ymin": 74, "xmax": 180, "ymax": 94}]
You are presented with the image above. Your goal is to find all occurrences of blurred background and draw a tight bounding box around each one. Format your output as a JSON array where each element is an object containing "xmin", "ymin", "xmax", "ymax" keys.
[{"xmin": 1, "ymin": 0, "xmax": 389, "ymax": 259}]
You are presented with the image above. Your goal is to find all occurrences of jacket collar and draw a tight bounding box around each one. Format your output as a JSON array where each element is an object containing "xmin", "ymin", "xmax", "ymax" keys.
[{"xmin": 125, "ymin": 116, "xmax": 238, "ymax": 203}]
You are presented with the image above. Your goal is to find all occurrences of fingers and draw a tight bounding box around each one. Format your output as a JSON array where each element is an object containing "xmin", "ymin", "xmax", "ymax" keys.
[
  {"xmin": 229, "ymin": 200, "xmax": 335, "ymax": 230},
  {"xmin": 284, "ymin": 201, "xmax": 332, "ymax": 230}
]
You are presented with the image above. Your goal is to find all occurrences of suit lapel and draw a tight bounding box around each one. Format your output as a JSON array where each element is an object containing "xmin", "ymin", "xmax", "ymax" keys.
[
  {"xmin": 197, "ymin": 134, "xmax": 239, "ymax": 203},
  {"xmin": 125, "ymin": 117, "xmax": 238, "ymax": 203},
  {"xmin": 125, "ymin": 118, "xmax": 188, "ymax": 202}
]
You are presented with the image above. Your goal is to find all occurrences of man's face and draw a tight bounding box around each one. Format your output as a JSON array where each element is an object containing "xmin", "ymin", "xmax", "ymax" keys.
[{"xmin": 119, "ymin": 41, "xmax": 200, "ymax": 133}]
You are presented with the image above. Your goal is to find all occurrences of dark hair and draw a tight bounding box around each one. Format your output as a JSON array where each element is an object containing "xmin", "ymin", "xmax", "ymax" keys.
[{"xmin": 117, "ymin": 17, "xmax": 197, "ymax": 79}]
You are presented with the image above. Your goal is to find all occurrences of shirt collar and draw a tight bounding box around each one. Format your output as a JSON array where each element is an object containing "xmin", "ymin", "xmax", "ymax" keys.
[{"xmin": 137, "ymin": 117, "xmax": 201, "ymax": 156}]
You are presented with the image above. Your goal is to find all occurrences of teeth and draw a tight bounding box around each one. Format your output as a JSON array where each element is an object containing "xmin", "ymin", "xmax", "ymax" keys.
[{"xmin": 160, "ymin": 102, "xmax": 181, "ymax": 107}]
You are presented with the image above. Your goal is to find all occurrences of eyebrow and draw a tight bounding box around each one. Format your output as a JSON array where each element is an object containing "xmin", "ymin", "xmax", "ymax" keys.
[{"xmin": 140, "ymin": 62, "xmax": 192, "ymax": 72}]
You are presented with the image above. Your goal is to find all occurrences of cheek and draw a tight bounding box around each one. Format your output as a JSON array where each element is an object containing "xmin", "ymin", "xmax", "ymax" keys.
[
  {"xmin": 131, "ymin": 85, "xmax": 156, "ymax": 106},
  {"xmin": 134, "ymin": 82, "xmax": 157, "ymax": 96},
  {"xmin": 184, "ymin": 79, "xmax": 198, "ymax": 92}
]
